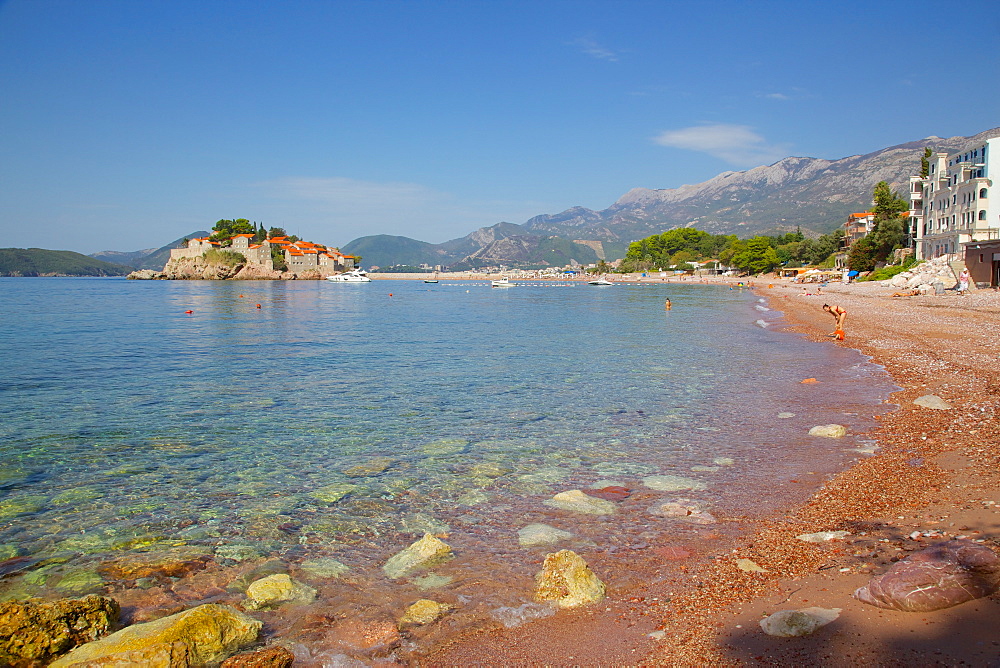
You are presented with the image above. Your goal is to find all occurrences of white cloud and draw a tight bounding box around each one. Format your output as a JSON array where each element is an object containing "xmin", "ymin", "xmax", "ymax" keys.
[
  {"xmin": 652, "ymin": 124, "xmax": 790, "ymax": 167},
  {"xmin": 571, "ymin": 36, "xmax": 619, "ymax": 62}
]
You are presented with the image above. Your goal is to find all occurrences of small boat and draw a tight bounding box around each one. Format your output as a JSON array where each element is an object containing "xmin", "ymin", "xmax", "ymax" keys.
[
  {"xmin": 491, "ymin": 277, "xmax": 512, "ymax": 287},
  {"xmin": 423, "ymin": 279, "xmax": 439, "ymax": 284},
  {"xmin": 327, "ymin": 268, "xmax": 372, "ymax": 283},
  {"xmin": 588, "ymin": 277, "xmax": 613, "ymax": 285}
]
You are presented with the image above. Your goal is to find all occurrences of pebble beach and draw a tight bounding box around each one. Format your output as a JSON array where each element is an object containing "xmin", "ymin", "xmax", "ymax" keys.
[{"xmin": 428, "ymin": 278, "xmax": 1000, "ymax": 666}]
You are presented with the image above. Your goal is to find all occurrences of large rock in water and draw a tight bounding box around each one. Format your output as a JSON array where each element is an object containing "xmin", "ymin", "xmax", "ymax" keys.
[
  {"xmin": 383, "ymin": 533, "xmax": 453, "ymax": 579},
  {"xmin": 244, "ymin": 573, "xmax": 317, "ymax": 610},
  {"xmin": 0, "ymin": 595, "xmax": 120, "ymax": 665},
  {"xmin": 49, "ymin": 603, "xmax": 261, "ymax": 667},
  {"xmin": 854, "ymin": 540, "xmax": 1000, "ymax": 611},
  {"xmin": 534, "ymin": 550, "xmax": 605, "ymax": 609}
]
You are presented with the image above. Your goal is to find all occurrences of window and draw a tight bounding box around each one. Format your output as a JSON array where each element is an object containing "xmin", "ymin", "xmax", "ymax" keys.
[
  {"xmin": 980, "ymin": 210, "xmax": 987, "ymax": 220},
  {"xmin": 981, "ymin": 188, "xmax": 988, "ymax": 199}
]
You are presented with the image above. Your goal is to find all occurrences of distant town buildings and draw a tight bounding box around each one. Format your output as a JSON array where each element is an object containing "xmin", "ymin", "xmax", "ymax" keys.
[
  {"xmin": 843, "ymin": 212, "xmax": 875, "ymax": 247},
  {"xmin": 169, "ymin": 234, "xmax": 357, "ymax": 274}
]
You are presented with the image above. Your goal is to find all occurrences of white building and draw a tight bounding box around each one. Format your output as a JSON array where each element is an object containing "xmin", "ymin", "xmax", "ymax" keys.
[{"xmin": 911, "ymin": 137, "xmax": 999, "ymax": 260}]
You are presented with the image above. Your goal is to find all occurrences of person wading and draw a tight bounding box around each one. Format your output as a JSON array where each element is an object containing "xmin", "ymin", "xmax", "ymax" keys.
[{"xmin": 823, "ymin": 304, "xmax": 846, "ymax": 338}]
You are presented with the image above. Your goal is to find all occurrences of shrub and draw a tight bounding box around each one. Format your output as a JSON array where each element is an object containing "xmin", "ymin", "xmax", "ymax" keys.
[{"xmin": 204, "ymin": 249, "xmax": 245, "ymax": 267}]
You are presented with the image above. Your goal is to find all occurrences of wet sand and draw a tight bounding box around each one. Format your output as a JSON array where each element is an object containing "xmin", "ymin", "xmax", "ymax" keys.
[{"xmin": 426, "ymin": 279, "xmax": 1000, "ymax": 666}]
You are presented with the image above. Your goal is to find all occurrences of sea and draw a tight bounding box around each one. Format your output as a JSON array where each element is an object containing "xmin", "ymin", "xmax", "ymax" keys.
[{"xmin": 0, "ymin": 277, "xmax": 896, "ymax": 659}]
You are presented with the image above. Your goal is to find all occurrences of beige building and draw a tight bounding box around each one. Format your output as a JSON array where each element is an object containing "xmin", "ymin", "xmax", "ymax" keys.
[{"xmin": 910, "ymin": 137, "xmax": 998, "ymax": 260}]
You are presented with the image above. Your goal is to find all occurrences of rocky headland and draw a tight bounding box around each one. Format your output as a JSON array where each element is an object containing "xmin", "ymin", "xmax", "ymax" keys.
[{"xmin": 127, "ymin": 256, "xmax": 323, "ymax": 281}]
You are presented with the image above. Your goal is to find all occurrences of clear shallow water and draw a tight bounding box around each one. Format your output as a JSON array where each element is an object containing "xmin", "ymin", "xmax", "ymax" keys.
[{"xmin": 0, "ymin": 278, "xmax": 894, "ymax": 654}]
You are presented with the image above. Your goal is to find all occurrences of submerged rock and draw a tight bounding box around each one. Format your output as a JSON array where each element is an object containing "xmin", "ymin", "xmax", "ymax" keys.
[
  {"xmin": 808, "ymin": 424, "xmax": 847, "ymax": 438},
  {"xmin": 534, "ymin": 550, "xmax": 605, "ymax": 609},
  {"xmin": 518, "ymin": 523, "xmax": 573, "ymax": 547},
  {"xmin": 309, "ymin": 482, "xmax": 360, "ymax": 503},
  {"xmin": 647, "ymin": 500, "xmax": 716, "ymax": 524},
  {"xmin": 245, "ymin": 574, "xmax": 317, "ymax": 610},
  {"xmin": 299, "ymin": 557, "xmax": 350, "ymax": 579},
  {"xmin": 0, "ymin": 595, "xmax": 119, "ymax": 665},
  {"xmin": 759, "ymin": 607, "xmax": 840, "ymax": 637},
  {"xmin": 585, "ymin": 486, "xmax": 631, "ymax": 501},
  {"xmin": 490, "ymin": 602, "xmax": 556, "ymax": 628},
  {"xmin": 383, "ymin": 533, "xmax": 453, "ymax": 579},
  {"xmin": 412, "ymin": 573, "xmax": 453, "ymax": 590},
  {"xmin": 343, "ymin": 457, "xmax": 394, "ymax": 478},
  {"xmin": 399, "ymin": 599, "xmax": 451, "ymax": 627},
  {"xmin": 854, "ymin": 539, "xmax": 1000, "ymax": 611},
  {"xmin": 49, "ymin": 603, "xmax": 261, "ymax": 667},
  {"xmin": 100, "ymin": 546, "xmax": 211, "ymax": 581},
  {"xmin": 221, "ymin": 644, "xmax": 295, "ymax": 668},
  {"xmin": 544, "ymin": 490, "xmax": 617, "ymax": 515},
  {"xmin": 641, "ymin": 475, "xmax": 706, "ymax": 492}
]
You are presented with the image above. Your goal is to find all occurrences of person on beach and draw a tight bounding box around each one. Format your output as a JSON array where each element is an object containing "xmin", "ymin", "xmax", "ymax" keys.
[
  {"xmin": 958, "ymin": 268, "xmax": 970, "ymax": 295},
  {"xmin": 823, "ymin": 304, "xmax": 847, "ymax": 336},
  {"xmin": 664, "ymin": 298, "xmax": 671, "ymax": 310}
]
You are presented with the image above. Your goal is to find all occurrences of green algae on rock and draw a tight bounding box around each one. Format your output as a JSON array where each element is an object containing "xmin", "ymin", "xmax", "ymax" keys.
[
  {"xmin": 245, "ymin": 573, "xmax": 317, "ymax": 610},
  {"xmin": 0, "ymin": 594, "xmax": 119, "ymax": 665},
  {"xmin": 383, "ymin": 533, "xmax": 453, "ymax": 579},
  {"xmin": 309, "ymin": 482, "xmax": 361, "ymax": 503},
  {"xmin": 299, "ymin": 557, "xmax": 350, "ymax": 579},
  {"xmin": 399, "ymin": 599, "xmax": 451, "ymax": 627},
  {"xmin": 49, "ymin": 603, "xmax": 261, "ymax": 667}
]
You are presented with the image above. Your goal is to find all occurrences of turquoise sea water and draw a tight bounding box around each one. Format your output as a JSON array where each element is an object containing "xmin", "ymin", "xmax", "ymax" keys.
[{"xmin": 0, "ymin": 277, "xmax": 894, "ymax": 654}]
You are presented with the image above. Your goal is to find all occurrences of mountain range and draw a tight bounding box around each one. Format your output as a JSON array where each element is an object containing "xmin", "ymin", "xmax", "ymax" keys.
[
  {"xmin": 342, "ymin": 127, "xmax": 1000, "ymax": 269},
  {"xmin": 62, "ymin": 126, "xmax": 997, "ymax": 274}
]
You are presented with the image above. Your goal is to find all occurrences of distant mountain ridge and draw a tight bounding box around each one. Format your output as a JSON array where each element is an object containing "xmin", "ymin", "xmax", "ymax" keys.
[
  {"xmin": 343, "ymin": 127, "xmax": 1000, "ymax": 269},
  {"xmin": 91, "ymin": 231, "xmax": 209, "ymax": 270},
  {"xmin": 0, "ymin": 248, "xmax": 133, "ymax": 277},
  {"xmin": 523, "ymin": 127, "xmax": 1000, "ymax": 241}
]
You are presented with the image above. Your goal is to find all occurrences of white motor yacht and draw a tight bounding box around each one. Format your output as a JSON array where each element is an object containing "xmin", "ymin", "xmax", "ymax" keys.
[{"xmin": 327, "ymin": 268, "xmax": 372, "ymax": 283}]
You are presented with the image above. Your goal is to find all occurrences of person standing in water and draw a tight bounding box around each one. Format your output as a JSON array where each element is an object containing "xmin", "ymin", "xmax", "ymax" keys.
[
  {"xmin": 664, "ymin": 298, "xmax": 671, "ymax": 310},
  {"xmin": 822, "ymin": 304, "xmax": 846, "ymax": 336}
]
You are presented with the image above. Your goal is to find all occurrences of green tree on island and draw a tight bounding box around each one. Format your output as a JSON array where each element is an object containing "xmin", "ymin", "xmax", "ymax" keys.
[{"xmin": 209, "ymin": 218, "xmax": 256, "ymax": 245}]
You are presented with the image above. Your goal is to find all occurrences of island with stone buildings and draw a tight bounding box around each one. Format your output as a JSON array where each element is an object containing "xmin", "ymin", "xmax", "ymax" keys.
[{"xmin": 128, "ymin": 231, "xmax": 358, "ymax": 280}]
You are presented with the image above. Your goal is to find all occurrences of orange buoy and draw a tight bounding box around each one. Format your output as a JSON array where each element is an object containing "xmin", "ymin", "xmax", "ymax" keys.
[
  {"xmin": 255, "ymin": 304, "xmax": 261, "ymax": 309},
  {"xmin": 389, "ymin": 293, "xmax": 393, "ymax": 297},
  {"xmin": 835, "ymin": 329, "xmax": 845, "ymax": 340},
  {"xmin": 184, "ymin": 310, "xmax": 193, "ymax": 314}
]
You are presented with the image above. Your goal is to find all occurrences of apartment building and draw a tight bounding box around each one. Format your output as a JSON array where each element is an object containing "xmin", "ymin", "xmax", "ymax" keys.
[{"xmin": 910, "ymin": 137, "xmax": 998, "ymax": 260}]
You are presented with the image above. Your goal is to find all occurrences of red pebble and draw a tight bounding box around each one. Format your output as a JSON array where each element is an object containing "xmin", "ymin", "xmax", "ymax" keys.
[{"xmin": 586, "ymin": 486, "xmax": 631, "ymax": 501}]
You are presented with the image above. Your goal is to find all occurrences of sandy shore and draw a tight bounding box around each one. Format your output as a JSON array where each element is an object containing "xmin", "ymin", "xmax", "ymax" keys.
[{"xmin": 427, "ymin": 279, "xmax": 1000, "ymax": 666}]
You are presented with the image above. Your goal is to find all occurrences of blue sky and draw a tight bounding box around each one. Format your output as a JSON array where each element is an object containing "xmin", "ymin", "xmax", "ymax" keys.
[{"xmin": 2, "ymin": 0, "xmax": 998, "ymax": 254}]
